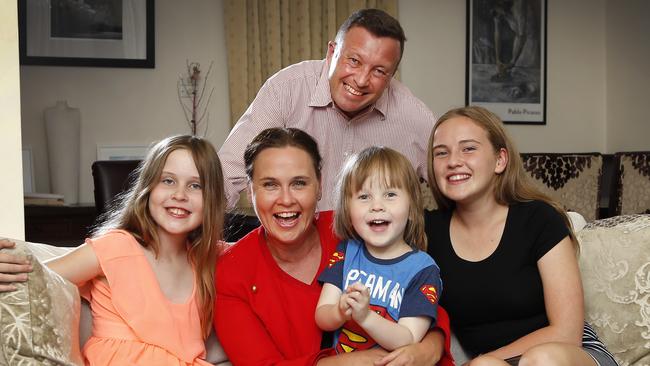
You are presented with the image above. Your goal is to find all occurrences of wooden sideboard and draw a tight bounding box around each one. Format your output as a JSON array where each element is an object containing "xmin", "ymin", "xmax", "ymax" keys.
[{"xmin": 24, "ymin": 204, "xmax": 97, "ymax": 247}]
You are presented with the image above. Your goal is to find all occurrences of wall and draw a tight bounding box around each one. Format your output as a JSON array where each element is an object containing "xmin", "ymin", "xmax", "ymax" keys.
[
  {"xmin": 1, "ymin": 1, "xmax": 25, "ymax": 239},
  {"xmin": 20, "ymin": 0, "xmax": 230, "ymax": 203},
  {"xmin": 605, "ymin": 0, "xmax": 650, "ymax": 153},
  {"xmin": 19, "ymin": 1, "xmax": 650, "ymax": 205},
  {"xmin": 399, "ymin": 0, "xmax": 609, "ymax": 153}
]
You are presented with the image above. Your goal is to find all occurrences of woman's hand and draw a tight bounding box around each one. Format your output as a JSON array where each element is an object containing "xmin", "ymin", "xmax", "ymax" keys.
[
  {"xmin": 374, "ymin": 329, "xmax": 445, "ymax": 366},
  {"xmin": 0, "ymin": 239, "xmax": 33, "ymax": 292}
]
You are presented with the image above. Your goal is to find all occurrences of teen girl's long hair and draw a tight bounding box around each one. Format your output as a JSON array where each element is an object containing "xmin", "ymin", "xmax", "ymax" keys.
[
  {"xmin": 426, "ymin": 106, "xmax": 577, "ymax": 250},
  {"xmin": 92, "ymin": 135, "xmax": 225, "ymax": 337}
]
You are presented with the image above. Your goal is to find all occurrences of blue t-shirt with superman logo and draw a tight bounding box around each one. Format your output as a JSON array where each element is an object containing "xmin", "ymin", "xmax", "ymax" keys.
[{"xmin": 318, "ymin": 239, "xmax": 442, "ymax": 353}]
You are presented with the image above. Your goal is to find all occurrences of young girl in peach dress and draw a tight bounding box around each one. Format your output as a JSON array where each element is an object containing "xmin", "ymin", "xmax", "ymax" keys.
[{"xmin": 46, "ymin": 135, "xmax": 225, "ymax": 365}]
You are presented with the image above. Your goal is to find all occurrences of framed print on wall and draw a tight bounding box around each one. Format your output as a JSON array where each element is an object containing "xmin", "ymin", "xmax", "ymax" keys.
[
  {"xmin": 19, "ymin": 0, "xmax": 155, "ymax": 68},
  {"xmin": 466, "ymin": 0, "xmax": 547, "ymax": 124}
]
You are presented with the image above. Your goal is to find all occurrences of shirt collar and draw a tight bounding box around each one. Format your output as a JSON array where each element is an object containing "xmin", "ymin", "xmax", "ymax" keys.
[{"xmin": 309, "ymin": 59, "xmax": 390, "ymax": 118}]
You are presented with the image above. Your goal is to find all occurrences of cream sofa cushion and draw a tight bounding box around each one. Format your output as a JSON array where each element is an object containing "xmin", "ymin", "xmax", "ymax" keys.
[
  {"xmin": 579, "ymin": 214, "xmax": 650, "ymax": 366},
  {"xmin": 0, "ymin": 240, "xmax": 83, "ymax": 365}
]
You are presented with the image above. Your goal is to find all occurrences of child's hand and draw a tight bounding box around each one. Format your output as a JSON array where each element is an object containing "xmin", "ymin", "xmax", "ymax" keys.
[
  {"xmin": 345, "ymin": 281, "xmax": 371, "ymax": 324},
  {"xmin": 338, "ymin": 292, "xmax": 352, "ymax": 320}
]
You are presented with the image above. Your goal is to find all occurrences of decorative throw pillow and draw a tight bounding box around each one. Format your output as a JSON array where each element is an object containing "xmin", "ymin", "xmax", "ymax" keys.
[
  {"xmin": 578, "ymin": 215, "xmax": 650, "ymax": 366},
  {"xmin": 0, "ymin": 239, "xmax": 83, "ymax": 365}
]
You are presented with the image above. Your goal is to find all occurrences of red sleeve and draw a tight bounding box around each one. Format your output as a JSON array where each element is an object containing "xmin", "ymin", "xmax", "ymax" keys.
[{"xmin": 435, "ymin": 306, "xmax": 455, "ymax": 366}]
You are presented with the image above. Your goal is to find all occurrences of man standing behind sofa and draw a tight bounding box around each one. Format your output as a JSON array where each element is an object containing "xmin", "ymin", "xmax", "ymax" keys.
[{"xmin": 219, "ymin": 8, "xmax": 436, "ymax": 211}]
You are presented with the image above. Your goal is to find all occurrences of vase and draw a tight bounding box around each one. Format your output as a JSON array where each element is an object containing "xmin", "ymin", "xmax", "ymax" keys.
[{"xmin": 44, "ymin": 100, "xmax": 81, "ymax": 205}]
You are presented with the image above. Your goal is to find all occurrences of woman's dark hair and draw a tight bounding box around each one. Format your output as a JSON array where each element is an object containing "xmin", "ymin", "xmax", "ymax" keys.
[{"xmin": 244, "ymin": 127, "xmax": 322, "ymax": 180}]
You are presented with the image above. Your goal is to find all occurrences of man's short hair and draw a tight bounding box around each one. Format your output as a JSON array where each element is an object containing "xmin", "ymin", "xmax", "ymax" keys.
[{"xmin": 335, "ymin": 8, "xmax": 406, "ymax": 59}]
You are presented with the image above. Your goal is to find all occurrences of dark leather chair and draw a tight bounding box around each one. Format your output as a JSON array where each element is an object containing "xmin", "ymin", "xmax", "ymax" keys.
[
  {"xmin": 90, "ymin": 159, "xmax": 259, "ymax": 241},
  {"xmin": 91, "ymin": 160, "xmax": 141, "ymax": 215}
]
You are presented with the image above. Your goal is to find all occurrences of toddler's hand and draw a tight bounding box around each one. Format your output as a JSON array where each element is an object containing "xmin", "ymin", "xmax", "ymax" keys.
[
  {"xmin": 345, "ymin": 281, "xmax": 371, "ymax": 324},
  {"xmin": 338, "ymin": 292, "xmax": 352, "ymax": 320}
]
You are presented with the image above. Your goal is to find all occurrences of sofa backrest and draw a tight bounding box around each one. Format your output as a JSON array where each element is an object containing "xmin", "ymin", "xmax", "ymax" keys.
[
  {"xmin": 521, "ymin": 153, "xmax": 603, "ymax": 221},
  {"xmin": 614, "ymin": 151, "xmax": 650, "ymax": 216}
]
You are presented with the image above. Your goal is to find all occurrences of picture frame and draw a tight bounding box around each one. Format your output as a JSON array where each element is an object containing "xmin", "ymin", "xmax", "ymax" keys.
[
  {"xmin": 97, "ymin": 145, "xmax": 149, "ymax": 161},
  {"xmin": 19, "ymin": 0, "xmax": 155, "ymax": 68},
  {"xmin": 466, "ymin": 0, "xmax": 547, "ymax": 124}
]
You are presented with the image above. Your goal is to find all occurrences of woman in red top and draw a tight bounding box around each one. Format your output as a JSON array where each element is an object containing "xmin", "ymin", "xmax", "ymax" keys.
[{"xmin": 214, "ymin": 127, "xmax": 453, "ymax": 366}]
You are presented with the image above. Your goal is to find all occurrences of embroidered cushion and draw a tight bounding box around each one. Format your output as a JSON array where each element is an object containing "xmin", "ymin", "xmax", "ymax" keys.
[
  {"xmin": 0, "ymin": 239, "xmax": 82, "ymax": 365},
  {"xmin": 578, "ymin": 214, "xmax": 650, "ymax": 366}
]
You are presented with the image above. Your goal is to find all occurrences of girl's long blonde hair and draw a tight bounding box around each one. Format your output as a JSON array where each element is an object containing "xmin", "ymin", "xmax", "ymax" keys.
[
  {"xmin": 92, "ymin": 135, "xmax": 225, "ymax": 337},
  {"xmin": 335, "ymin": 146, "xmax": 427, "ymax": 251},
  {"xmin": 426, "ymin": 106, "xmax": 577, "ymax": 250}
]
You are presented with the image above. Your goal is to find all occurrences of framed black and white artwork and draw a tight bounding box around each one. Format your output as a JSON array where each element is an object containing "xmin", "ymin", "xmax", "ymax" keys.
[
  {"xmin": 466, "ymin": 0, "xmax": 547, "ymax": 124},
  {"xmin": 19, "ymin": 0, "xmax": 154, "ymax": 68}
]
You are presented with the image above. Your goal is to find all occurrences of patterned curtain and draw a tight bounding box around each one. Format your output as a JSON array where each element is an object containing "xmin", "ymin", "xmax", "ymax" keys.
[{"xmin": 223, "ymin": 0, "xmax": 398, "ymax": 126}]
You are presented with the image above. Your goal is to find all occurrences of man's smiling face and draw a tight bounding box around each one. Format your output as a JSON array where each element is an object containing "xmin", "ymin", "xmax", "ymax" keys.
[{"xmin": 326, "ymin": 26, "xmax": 401, "ymax": 118}]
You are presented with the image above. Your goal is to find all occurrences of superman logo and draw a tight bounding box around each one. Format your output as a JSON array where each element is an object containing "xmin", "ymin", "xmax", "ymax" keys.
[
  {"xmin": 335, "ymin": 304, "xmax": 395, "ymax": 353},
  {"xmin": 328, "ymin": 251, "xmax": 344, "ymax": 268},
  {"xmin": 419, "ymin": 284, "xmax": 438, "ymax": 305}
]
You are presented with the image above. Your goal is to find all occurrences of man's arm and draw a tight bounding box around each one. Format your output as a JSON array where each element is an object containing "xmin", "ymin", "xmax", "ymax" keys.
[{"xmin": 218, "ymin": 78, "xmax": 285, "ymax": 209}]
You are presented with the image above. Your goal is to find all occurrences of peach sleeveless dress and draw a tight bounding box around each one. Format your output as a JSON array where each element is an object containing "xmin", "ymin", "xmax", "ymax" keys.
[{"xmin": 80, "ymin": 230, "xmax": 211, "ymax": 365}]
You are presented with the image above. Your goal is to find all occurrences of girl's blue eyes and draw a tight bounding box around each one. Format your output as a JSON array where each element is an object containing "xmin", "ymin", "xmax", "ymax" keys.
[
  {"xmin": 161, "ymin": 177, "xmax": 201, "ymax": 190},
  {"xmin": 356, "ymin": 192, "xmax": 398, "ymax": 200},
  {"xmin": 433, "ymin": 146, "xmax": 477, "ymax": 157}
]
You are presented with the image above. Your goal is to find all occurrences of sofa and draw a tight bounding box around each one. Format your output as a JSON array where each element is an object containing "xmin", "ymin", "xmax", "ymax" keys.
[{"xmin": 2, "ymin": 213, "xmax": 650, "ymax": 365}]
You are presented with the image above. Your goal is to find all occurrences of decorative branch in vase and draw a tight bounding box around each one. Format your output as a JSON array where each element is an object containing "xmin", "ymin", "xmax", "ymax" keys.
[{"xmin": 177, "ymin": 60, "xmax": 215, "ymax": 135}]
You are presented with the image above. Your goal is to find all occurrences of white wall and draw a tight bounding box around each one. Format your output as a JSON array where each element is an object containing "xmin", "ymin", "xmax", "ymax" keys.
[
  {"xmin": 1, "ymin": 1, "xmax": 25, "ymax": 239},
  {"xmin": 605, "ymin": 0, "xmax": 650, "ymax": 153},
  {"xmin": 399, "ymin": 0, "xmax": 609, "ymax": 153},
  {"xmin": 20, "ymin": 0, "xmax": 230, "ymax": 203},
  {"xmin": 19, "ymin": 0, "xmax": 650, "ymax": 205}
]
